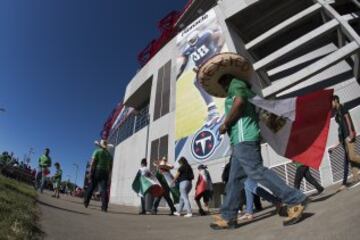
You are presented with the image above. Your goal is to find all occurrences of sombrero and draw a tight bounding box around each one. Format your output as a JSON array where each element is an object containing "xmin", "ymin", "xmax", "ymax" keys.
[
  {"xmin": 155, "ymin": 157, "xmax": 174, "ymax": 171},
  {"xmin": 197, "ymin": 52, "xmax": 253, "ymax": 98}
]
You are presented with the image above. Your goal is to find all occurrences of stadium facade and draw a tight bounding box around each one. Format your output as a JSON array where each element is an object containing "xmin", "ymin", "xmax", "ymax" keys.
[{"xmin": 104, "ymin": 0, "xmax": 360, "ymax": 207}]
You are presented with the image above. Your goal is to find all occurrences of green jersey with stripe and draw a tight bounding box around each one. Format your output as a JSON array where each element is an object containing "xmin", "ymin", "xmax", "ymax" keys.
[{"xmin": 225, "ymin": 79, "xmax": 260, "ymax": 145}]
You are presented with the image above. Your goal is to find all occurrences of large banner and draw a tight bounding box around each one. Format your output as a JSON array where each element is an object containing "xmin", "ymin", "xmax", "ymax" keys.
[{"xmin": 175, "ymin": 9, "xmax": 230, "ymax": 164}]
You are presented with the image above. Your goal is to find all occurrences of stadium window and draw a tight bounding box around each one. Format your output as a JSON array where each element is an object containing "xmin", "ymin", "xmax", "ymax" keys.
[
  {"xmin": 134, "ymin": 103, "xmax": 150, "ymax": 133},
  {"xmin": 116, "ymin": 114, "xmax": 136, "ymax": 145},
  {"xmin": 153, "ymin": 60, "xmax": 171, "ymax": 121},
  {"xmin": 149, "ymin": 135, "xmax": 168, "ymax": 171}
]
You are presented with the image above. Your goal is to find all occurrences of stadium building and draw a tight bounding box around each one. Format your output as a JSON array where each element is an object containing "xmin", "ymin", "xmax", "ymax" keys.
[{"xmin": 102, "ymin": 0, "xmax": 360, "ymax": 207}]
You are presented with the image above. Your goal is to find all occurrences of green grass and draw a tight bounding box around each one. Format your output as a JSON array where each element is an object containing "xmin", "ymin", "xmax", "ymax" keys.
[{"xmin": 0, "ymin": 174, "xmax": 42, "ymax": 240}]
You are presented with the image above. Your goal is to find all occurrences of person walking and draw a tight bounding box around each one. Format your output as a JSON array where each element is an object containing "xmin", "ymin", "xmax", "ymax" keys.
[
  {"xmin": 152, "ymin": 157, "xmax": 178, "ymax": 215},
  {"xmin": 207, "ymin": 74, "xmax": 307, "ymax": 229},
  {"xmin": 173, "ymin": 157, "xmax": 194, "ymax": 218},
  {"xmin": 52, "ymin": 162, "xmax": 63, "ymax": 198},
  {"xmin": 240, "ymin": 178, "xmax": 283, "ymax": 221},
  {"xmin": 136, "ymin": 158, "xmax": 151, "ymax": 215},
  {"xmin": 294, "ymin": 163, "xmax": 324, "ymax": 194},
  {"xmin": 38, "ymin": 148, "xmax": 52, "ymax": 193},
  {"xmin": 195, "ymin": 164, "xmax": 213, "ymax": 216},
  {"xmin": 331, "ymin": 95, "xmax": 360, "ymax": 191},
  {"xmin": 84, "ymin": 140, "xmax": 113, "ymax": 212},
  {"xmin": 222, "ymin": 159, "xmax": 263, "ymax": 214}
]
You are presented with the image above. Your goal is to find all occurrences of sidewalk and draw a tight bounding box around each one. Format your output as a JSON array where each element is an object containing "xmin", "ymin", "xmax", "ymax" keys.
[{"xmin": 38, "ymin": 184, "xmax": 360, "ymax": 240}]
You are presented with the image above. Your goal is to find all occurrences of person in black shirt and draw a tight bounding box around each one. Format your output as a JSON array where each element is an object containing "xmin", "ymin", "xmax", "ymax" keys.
[
  {"xmin": 332, "ymin": 95, "xmax": 360, "ymax": 191},
  {"xmin": 173, "ymin": 157, "xmax": 194, "ymax": 217}
]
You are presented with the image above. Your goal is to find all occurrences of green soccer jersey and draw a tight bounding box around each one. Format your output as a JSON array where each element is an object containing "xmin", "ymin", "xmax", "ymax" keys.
[
  {"xmin": 92, "ymin": 148, "xmax": 112, "ymax": 172},
  {"xmin": 54, "ymin": 169, "xmax": 63, "ymax": 184},
  {"xmin": 39, "ymin": 155, "xmax": 52, "ymax": 167},
  {"xmin": 225, "ymin": 79, "xmax": 260, "ymax": 145}
]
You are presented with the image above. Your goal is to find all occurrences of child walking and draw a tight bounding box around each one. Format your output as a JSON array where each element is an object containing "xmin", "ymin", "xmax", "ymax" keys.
[{"xmin": 52, "ymin": 162, "xmax": 63, "ymax": 198}]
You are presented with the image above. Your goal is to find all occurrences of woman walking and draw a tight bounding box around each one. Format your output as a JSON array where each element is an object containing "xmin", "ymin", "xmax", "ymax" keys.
[
  {"xmin": 195, "ymin": 164, "xmax": 213, "ymax": 216},
  {"xmin": 173, "ymin": 157, "xmax": 194, "ymax": 217}
]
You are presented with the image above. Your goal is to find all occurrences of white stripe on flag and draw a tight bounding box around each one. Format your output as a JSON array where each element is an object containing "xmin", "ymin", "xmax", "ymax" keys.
[
  {"xmin": 259, "ymin": 120, "xmax": 292, "ymax": 156},
  {"xmin": 249, "ymin": 96, "xmax": 297, "ymax": 121}
]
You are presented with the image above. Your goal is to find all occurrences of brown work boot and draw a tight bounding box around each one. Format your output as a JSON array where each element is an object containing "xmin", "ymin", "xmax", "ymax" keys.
[
  {"xmin": 336, "ymin": 184, "xmax": 347, "ymax": 192},
  {"xmin": 210, "ymin": 215, "xmax": 237, "ymax": 230},
  {"xmin": 283, "ymin": 198, "xmax": 308, "ymax": 226},
  {"xmin": 351, "ymin": 167, "xmax": 360, "ymax": 183},
  {"xmin": 275, "ymin": 203, "xmax": 288, "ymax": 217}
]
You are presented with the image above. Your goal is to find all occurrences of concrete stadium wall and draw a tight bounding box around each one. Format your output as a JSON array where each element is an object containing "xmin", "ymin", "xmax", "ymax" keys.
[
  {"xmin": 110, "ymin": 127, "xmax": 147, "ymax": 206},
  {"xmin": 110, "ymin": 0, "xmax": 360, "ymax": 207}
]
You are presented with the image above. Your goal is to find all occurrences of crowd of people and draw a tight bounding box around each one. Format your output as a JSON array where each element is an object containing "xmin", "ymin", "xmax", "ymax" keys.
[
  {"xmin": 79, "ymin": 70, "xmax": 359, "ymax": 231},
  {"xmin": 0, "ymin": 151, "xmax": 36, "ymax": 183},
  {"xmin": 3, "ymin": 49, "xmax": 358, "ymax": 232}
]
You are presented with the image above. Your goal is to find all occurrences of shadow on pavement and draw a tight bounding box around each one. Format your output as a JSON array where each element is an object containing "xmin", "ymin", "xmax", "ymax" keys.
[
  {"xmin": 310, "ymin": 192, "xmax": 337, "ymax": 203},
  {"xmin": 37, "ymin": 199, "xmax": 89, "ymax": 216},
  {"xmin": 298, "ymin": 212, "xmax": 315, "ymax": 223},
  {"xmin": 106, "ymin": 211, "xmax": 143, "ymax": 216}
]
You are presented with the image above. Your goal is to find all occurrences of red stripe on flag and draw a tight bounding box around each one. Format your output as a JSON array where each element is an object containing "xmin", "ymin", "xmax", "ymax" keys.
[
  {"xmin": 149, "ymin": 185, "xmax": 164, "ymax": 198},
  {"xmin": 195, "ymin": 175, "xmax": 207, "ymax": 200},
  {"xmin": 285, "ymin": 89, "xmax": 333, "ymax": 169}
]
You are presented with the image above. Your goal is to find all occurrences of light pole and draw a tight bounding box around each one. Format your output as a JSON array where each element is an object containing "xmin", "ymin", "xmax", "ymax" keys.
[{"xmin": 73, "ymin": 163, "xmax": 79, "ymax": 187}]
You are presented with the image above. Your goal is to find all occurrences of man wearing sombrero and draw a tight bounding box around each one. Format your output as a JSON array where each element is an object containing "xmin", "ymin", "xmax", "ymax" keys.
[
  {"xmin": 197, "ymin": 53, "xmax": 308, "ymax": 229},
  {"xmin": 84, "ymin": 139, "xmax": 113, "ymax": 212},
  {"xmin": 151, "ymin": 157, "xmax": 178, "ymax": 215}
]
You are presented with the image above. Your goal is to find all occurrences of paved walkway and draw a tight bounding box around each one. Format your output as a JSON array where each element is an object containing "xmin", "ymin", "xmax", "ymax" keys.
[{"xmin": 38, "ymin": 184, "xmax": 360, "ymax": 240}]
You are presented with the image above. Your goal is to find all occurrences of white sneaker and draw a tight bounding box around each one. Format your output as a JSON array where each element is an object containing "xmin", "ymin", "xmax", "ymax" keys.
[
  {"xmin": 173, "ymin": 212, "xmax": 181, "ymax": 217},
  {"xmin": 184, "ymin": 213, "xmax": 193, "ymax": 218}
]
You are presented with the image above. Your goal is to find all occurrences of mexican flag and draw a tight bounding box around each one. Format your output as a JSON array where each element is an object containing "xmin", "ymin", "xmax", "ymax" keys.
[
  {"xmin": 132, "ymin": 171, "xmax": 163, "ymax": 198},
  {"xmin": 156, "ymin": 171, "xmax": 180, "ymax": 204},
  {"xmin": 250, "ymin": 89, "xmax": 333, "ymax": 169},
  {"xmin": 195, "ymin": 174, "xmax": 207, "ymax": 200}
]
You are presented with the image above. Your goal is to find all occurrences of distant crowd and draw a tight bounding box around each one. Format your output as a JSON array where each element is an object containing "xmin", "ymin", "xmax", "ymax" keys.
[{"xmin": 0, "ymin": 151, "xmax": 36, "ymax": 183}]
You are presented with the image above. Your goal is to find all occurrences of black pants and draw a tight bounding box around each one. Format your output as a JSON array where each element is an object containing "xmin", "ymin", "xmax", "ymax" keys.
[
  {"xmin": 153, "ymin": 189, "xmax": 176, "ymax": 213},
  {"xmin": 294, "ymin": 165, "xmax": 323, "ymax": 192},
  {"xmin": 85, "ymin": 170, "xmax": 109, "ymax": 210},
  {"xmin": 140, "ymin": 196, "xmax": 146, "ymax": 213}
]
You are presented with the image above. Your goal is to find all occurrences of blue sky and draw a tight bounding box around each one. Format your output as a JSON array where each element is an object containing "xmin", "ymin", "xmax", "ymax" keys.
[{"xmin": 0, "ymin": 0, "xmax": 187, "ymax": 186}]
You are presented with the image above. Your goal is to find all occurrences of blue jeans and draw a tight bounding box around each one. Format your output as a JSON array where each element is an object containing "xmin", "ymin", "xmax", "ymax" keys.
[
  {"xmin": 39, "ymin": 167, "xmax": 48, "ymax": 193},
  {"xmin": 177, "ymin": 180, "xmax": 192, "ymax": 214},
  {"xmin": 244, "ymin": 178, "xmax": 257, "ymax": 214},
  {"xmin": 221, "ymin": 141, "xmax": 306, "ymax": 221}
]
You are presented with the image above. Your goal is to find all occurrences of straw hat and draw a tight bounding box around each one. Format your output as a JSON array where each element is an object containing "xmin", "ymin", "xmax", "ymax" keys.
[
  {"xmin": 157, "ymin": 157, "xmax": 174, "ymax": 171},
  {"xmin": 197, "ymin": 52, "xmax": 253, "ymax": 98},
  {"xmin": 94, "ymin": 139, "xmax": 113, "ymax": 149}
]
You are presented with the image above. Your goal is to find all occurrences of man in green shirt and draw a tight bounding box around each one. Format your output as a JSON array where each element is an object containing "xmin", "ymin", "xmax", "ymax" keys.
[
  {"xmin": 211, "ymin": 75, "xmax": 307, "ymax": 230},
  {"xmin": 38, "ymin": 148, "xmax": 52, "ymax": 193},
  {"xmin": 84, "ymin": 139, "xmax": 113, "ymax": 212}
]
